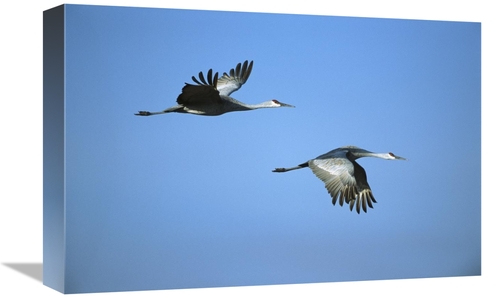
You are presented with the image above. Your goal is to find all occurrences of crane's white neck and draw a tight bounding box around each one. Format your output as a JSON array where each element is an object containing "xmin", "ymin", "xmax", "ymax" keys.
[
  {"xmin": 244, "ymin": 100, "xmax": 284, "ymax": 109},
  {"xmin": 352, "ymin": 151, "xmax": 405, "ymax": 160},
  {"xmin": 349, "ymin": 151, "xmax": 390, "ymax": 159}
]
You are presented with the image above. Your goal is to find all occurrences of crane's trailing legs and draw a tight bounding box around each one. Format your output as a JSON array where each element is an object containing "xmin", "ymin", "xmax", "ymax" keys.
[
  {"xmin": 135, "ymin": 106, "xmax": 184, "ymax": 116},
  {"xmin": 272, "ymin": 162, "xmax": 309, "ymax": 173},
  {"xmin": 135, "ymin": 111, "xmax": 155, "ymax": 116}
]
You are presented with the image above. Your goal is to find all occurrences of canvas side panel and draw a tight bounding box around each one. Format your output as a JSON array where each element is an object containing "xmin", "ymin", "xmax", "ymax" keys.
[{"xmin": 43, "ymin": 4, "xmax": 66, "ymax": 293}]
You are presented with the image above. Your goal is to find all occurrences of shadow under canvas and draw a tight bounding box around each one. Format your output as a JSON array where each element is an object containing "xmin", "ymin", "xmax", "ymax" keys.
[{"xmin": 3, "ymin": 263, "xmax": 43, "ymax": 283}]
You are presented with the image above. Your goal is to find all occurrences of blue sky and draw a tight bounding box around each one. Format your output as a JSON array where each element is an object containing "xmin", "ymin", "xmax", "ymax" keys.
[
  {"xmin": 51, "ymin": 4, "xmax": 484, "ymax": 294},
  {"xmin": 54, "ymin": 3, "xmax": 480, "ymax": 294},
  {"xmin": 3, "ymin": 1, "xmax": 499, "ymax": 298}
]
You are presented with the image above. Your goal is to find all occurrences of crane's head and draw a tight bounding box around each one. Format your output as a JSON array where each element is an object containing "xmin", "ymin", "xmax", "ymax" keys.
[
  {"xmin": 348, "ymin": 147, "xmax": 407, "ymax": 160},
  {"xmin": 270, "ymin": 99, "xmax": 295, "ymax": 108},
  {"xmin": 387, "ymin": 152, "xmax": 406, "ymax": 160}
]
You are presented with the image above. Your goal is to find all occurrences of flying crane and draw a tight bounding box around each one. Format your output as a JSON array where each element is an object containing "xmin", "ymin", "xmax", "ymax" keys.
[
  {"xmin": 135, "ymin": 60, "xmax": 294, "ymax": 116},
  {"xmin": 272, "ymin": 146, "xmax": 406, "ymax": 213}
]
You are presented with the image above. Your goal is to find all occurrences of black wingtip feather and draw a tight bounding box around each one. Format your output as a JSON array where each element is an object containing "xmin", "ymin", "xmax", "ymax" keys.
[
  {"xmin": 206, "ymin": 69, "xmax": 212, "ymax": 85},
  {"xmin": 235, "ymin": 62, "xmax": 242, "ymax": 77},
  {"xmin": 190, "ymin": 68, "xmax": 218, "ymax": 88},
  {"xmin": 198, "ymin": 70, "xmax": 208, "ymax": 85}
]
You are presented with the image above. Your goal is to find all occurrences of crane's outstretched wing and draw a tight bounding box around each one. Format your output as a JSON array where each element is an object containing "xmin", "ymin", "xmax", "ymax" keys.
[
  {"xmin": 217, "ymin": 60, "xmax": 253, "ymax": 96},
  {"xmin": 308, "ymin": 158, "xmax": 376, "ymax": 213},
  {"xmin": 177, "ymin": 68, "xmax": 221, "ymax": 105}
]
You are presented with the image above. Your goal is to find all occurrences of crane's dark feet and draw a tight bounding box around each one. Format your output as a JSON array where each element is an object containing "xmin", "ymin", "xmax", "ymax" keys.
[
  {"xmin": 135, "ymin": 111, "xmax": 152, "ymax": 116},
  {"xmin": 272, "ymin": 168, "xmax": 286, "ymax": 172}
]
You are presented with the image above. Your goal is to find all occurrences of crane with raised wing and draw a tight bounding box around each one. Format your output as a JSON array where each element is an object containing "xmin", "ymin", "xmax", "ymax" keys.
[{"xmin": 135, "ymin": 60, "xmax": 294, "ymax": 116}]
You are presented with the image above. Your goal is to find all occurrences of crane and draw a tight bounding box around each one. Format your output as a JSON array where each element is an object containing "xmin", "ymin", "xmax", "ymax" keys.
[
  {"xmin": 272, "ymin": 146, "xmax": 406, "ymax": 213},
  {"xmin": 135, "ymin": 60, "xmax": 294, "ymax": 116}
]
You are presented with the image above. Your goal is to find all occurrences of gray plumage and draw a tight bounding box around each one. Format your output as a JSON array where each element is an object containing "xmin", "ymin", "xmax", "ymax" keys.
[
  {"xmin": 135, "ymin": 60, "xmax": 294, "ymax": 116},
  {"xmin": 272, "ymin": 146, "xmax": 406, "ymax": 213}
]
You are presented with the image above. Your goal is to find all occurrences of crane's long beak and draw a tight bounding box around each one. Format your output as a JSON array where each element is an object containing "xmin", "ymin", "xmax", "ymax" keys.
[{"xmin": 280, "ymin": 102, "xmax": 295, "ymax": 108}]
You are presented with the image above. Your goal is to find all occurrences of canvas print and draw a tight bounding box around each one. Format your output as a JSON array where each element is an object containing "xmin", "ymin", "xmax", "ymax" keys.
[{"xmin": 43, "ymin": 4, "xmax": 481, "ymax": 294}]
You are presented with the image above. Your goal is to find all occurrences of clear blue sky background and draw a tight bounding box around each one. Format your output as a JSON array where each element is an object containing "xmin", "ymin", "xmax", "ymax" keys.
[{"xmin": 60, "ymin": 4, "xmax": 480, "ymax": 293}]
